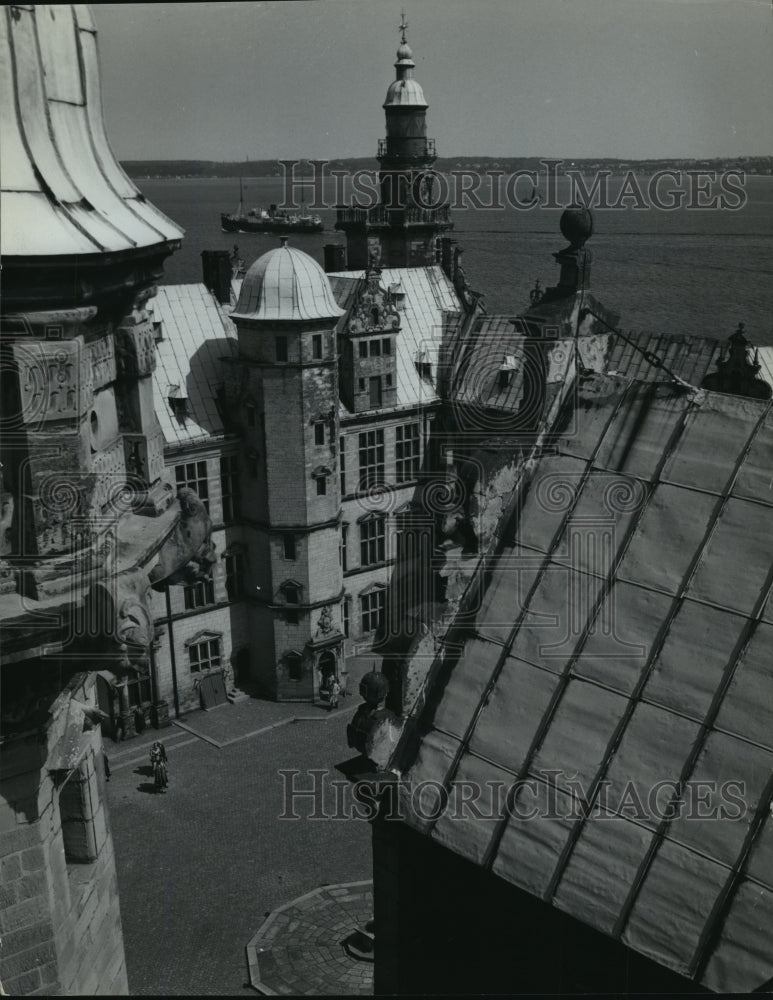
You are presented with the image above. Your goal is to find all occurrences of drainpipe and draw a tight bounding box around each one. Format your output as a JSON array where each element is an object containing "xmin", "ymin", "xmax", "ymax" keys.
[{"xmin": 165, "ymin": 585, "xmax": 180, "ymax": 718}]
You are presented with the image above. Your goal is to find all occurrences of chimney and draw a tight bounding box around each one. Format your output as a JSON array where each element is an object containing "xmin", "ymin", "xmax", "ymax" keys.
[
  {"xmin": 323, "ymin": 244, "xmax": 347, "ymax": 273},
  {"xmin": 440, "ymin": 237, "xmax": 456, "ymax": 279},
  {"xmin": 201, "ymin": 250, "xmax": 232, "ymax": 304}
]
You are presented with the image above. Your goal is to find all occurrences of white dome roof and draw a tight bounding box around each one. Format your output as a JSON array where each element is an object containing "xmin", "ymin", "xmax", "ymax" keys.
[
  {"xmin": 383, "ymin": 78, "xmax": 427, "ymax": 108},
  {"xmin": 231, "ymin": 244, "xmax": 344, "ymax": 322}
]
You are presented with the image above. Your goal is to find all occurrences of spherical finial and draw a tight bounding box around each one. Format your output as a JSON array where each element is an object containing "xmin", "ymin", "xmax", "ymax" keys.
[
  {"xmin": 560, "ymin": 206, "xmax": 594, "ymax": 248},
  {"xmin": 359, "ymin": 671, "xmax": 389, "ymax": 706}
]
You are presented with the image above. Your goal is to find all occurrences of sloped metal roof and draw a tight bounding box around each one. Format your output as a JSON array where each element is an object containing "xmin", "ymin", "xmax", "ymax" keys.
[
  {"xmin": 329, "ymin": 266, "xmax": 465, "ymax": 412},
  {"xmin": 391, "ymin": 378, "xmax": 773, "ymax": 993},
  {"xmin": 148, "ymin": 284, "xmax": 238, "ymax": 446},
  {"xmin": 1, "ymin": 5, "xmax": 182, "ymax": 257},
  {"xmin": 607, "ymin": 331, "xmax": 721, "ymax": 385}
]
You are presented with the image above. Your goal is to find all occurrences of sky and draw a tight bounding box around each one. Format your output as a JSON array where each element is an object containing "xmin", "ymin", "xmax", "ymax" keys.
[{"xmin": 94, "ymin": 0, "xmax": 773, "ymax": 161}]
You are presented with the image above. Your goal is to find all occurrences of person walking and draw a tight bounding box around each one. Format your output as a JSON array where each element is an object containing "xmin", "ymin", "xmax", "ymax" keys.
[
  {"xmin": 150, "ymin": 740, "xmax": 168, "ymax": 792},
  {"xmin": 329, "ymin": 677, "xmax": 341, "ymax": 711}
]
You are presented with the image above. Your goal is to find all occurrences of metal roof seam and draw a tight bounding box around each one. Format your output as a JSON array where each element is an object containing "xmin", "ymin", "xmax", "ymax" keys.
[
  {"xmin": 410, "ymin": 382, "xmax": 641, "ymax": 853},
  {"xmin": 609, "ymin": 400, "xmax": 773, "ymax": 944}
]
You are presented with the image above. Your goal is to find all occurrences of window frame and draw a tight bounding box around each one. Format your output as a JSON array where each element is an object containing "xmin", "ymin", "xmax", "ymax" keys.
[{"xmin": 359, "ymin": 514, "xmax": 386, "ymax": 567}]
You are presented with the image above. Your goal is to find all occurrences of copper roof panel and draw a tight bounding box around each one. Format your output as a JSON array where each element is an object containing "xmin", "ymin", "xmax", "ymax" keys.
[
  {"xmin": 594, "ymin": 385, "xmax": 691, "ymax": 480},
  {"xmin": 398, "ymin": 729, "xmax": 461, "ymax": 835},
  {"xmin": 733, "ymin": 409, "xmax": 773, "ymax": 505},
  {"xmin": 602, "ymin": 702, "xmax": 701, "ymax": 831},
  {"xmin": 472, "ymin": 545, "xmax": 544, "ymax": 645},
  {"xmin": 530, "ymin": 679, "xmax": 628, "ymax": 794},
  {"xmin": 35, "ymin": 6, "xmax": 84, "ymax": 103},
  {"xmin": 660, "ymin": 394, "xmax": 763, "ymax": 493},
  {"xmin": 428, "ymin": 637, "xmax": 499, "ymax": 740},
  {"xmin": 715, "ymin": 623, "xmax": 773, "ymax": 750},
  {"xmin": 616, "ymin": 483, "xmax": 718, "ymax": 594},
  {"xmin": 703, "ymin": 880, "xmax": 773, "ymax": 993},
  {"xmin": 622, "ymin": 839, "xmax": 728, "ymax": 975},
  {"xmin": 644, "ymin": 601, "xmax": 747, "ymax": 719},
  {"xmin": 667, "ymin": 731, "xmax": 773, "ymax": 868},
  {"xmin": 572, "ymin": 583, "xmax": 674, "ymax": 695},
  {"xmin": 491, "ymin": 783, "xmax": 576, "ymax": 897},
  {"xmin": 504, "ymin": 565, "xmax": 606, "ymax": 671},
  {"xmin": 513, "ymin": 455, "xmax": 588, "ymax": 554},
  {"xmin": 744, "ymin": 810, "xmax": 773, "ymax": 890},
  {"xmin": 2, "ymin": 192, "xmax": 99, "ymax": 256},
  {"xmin": 430, "ymin": 753, "xmax": 513, "ymax": 866},
  {"xmin": 553, "ymin": 817, "xmax": 655, "ymax": 936},
  {"xmin": 688, "ymin": 497, "xmax": 773, "ymax": 615},
  {"xmin": 468, "ymin": 656, "xmax": 562, "ymax": 771}
]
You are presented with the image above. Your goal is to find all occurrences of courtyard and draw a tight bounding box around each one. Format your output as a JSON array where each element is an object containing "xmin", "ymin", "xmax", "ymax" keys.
[{"xmin": 106, "ymin": 698, "xmax": 373, "ymax": 995}]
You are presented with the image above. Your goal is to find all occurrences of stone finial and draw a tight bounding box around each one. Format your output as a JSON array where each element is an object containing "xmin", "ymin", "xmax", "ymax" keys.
[{"xmin": 701, "ymin": 323, "xmax": 772, "ymax": 400}]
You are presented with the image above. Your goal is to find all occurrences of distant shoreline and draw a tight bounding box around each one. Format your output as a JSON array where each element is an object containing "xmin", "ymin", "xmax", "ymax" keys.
[{"xmin": 123, "ymin": 156, "xmax": 773, "ymax": 181}]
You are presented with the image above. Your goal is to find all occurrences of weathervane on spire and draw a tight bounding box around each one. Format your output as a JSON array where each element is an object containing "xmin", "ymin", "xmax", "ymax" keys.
[{"xmin": 399, "ymin": 10, "xmax": 408, "ymax": 43}]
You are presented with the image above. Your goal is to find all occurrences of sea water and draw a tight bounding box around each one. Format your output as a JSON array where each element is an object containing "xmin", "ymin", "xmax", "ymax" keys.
[{"xmin": 137, "ymin": 174, "xmax": 773, "ymax": 346}]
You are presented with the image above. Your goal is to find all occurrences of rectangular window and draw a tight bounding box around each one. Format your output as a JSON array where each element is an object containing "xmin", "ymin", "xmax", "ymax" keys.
[
  {"xmin": 175, "ymin": 460, "xmax": 209, "ymax": 513},
  {"xmin": 359, "ymin": 341, "xmax": 368, "ymax": 359},
  {"xmin": 360, "ymin": 516, "xmax": 386, "ymax": 567},
  {"xmin": 339, "ymin": 436, "xmax": 346, "ymax": 494},
  {"xmin": 369, "ymin": 376, "xmax": 383, "ymax": 408},
  {"xmin": 360, "ymin": 589, "xmax": 385, "ymax": 634},
  {"xmin": 225, "ymin": 552, "xmax": 245, "ymax": 602},
  {"xmin": 283, "ymin": 534, "xmax": 296, "ymax": 560},
  {"xmin": 396, "ymin": 423, "xmax": 421, "ymax": 483},
  {"xmin": 370, "ymin": 339, "xmax": 381, "ymax": 358},
  {"xmin": 341, "ymin": 523, "xmax": 348, "ymax": 571},
  {"xmin": 275, "ymin": 336, "xmax": 288, "ymax": 362},
  {"xmin": 183, "ymin": 575, "xmax": 215, "ymax": 611},
  {"xmin": 314, "ymin": 422, "xmax": 325, "ymax": 446},
  {"xmin": 312, "ymin": 334, "xmax": 323, "ymax": 359},
  {"xmin": 386, "ymin": 373, "xmax": 393, "ymax": 387},
  {"xmin": 358, "ymin": 378, "xmax": 366, "ymax": 392},
  {"xmin": 343, "ymin": 597, "xmax": 350, "ymax": 638},
  {"xmin": 189, "ymin": 637, "xmax": 222, "ymax": 674},
  {"xmin": 220, "ymin": 454, "xmax": 240, "ymax": 522},
  {"xmin": 316, "ymin": 477, "xmax": 327, "ymax": 496},
  {"xmin": 358, "ymin": 429, "xmax": 385, "ymax": 489},
  {"xmin": 382, "ymin": 338, "xmax": 391, "ymax": 355}
]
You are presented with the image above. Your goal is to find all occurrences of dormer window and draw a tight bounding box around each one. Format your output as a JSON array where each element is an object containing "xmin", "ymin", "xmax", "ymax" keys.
[
  {"xmin": 167, "ymin": 385, "xmax": 189, "ymax": 424},
  {"xmin": 498, "ymin": 355, "xmax": 519, "ymax": 391}
]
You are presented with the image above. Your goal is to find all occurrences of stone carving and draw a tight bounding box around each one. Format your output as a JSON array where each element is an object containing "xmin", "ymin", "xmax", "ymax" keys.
[
  {"xmin": 348, "ymin": 270, "xmax": 400, "ymax": 335},
  {"xmin": 702, "ymin": 323, "xmax": 773, "ymax": 400},
  {"xmin": 148, "ymin": 487, "xmax": 217, "ymax": 587},
  {"xmin": 114, "ymin": 320, "xmax": 157, "ymax": 378}
]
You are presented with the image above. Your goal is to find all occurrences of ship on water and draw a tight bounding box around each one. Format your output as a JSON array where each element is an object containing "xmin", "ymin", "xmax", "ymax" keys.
[{"xmin": 220, "ymin": 179, "xmax": 324, "ymax": 233}]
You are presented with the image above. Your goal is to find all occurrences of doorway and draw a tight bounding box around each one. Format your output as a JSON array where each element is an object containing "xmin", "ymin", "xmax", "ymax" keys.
[{"xmin": 318, "ymin": 650, "xmax": 337, "ymax": 692}]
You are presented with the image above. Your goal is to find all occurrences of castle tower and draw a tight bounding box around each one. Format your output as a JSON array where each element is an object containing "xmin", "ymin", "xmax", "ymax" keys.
[
  {"xmin": 227, "ymin": 241, "xmax": 347, "ymax": 700},
  {"xmin": 336, "ymin": 14, "xmax": 453, "ymax": 269}
]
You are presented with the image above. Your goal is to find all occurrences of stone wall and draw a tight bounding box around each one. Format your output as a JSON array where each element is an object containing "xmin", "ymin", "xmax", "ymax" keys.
[{"xmin": 0, "ymin": 675, "xmax": 127, "ymax": 995}]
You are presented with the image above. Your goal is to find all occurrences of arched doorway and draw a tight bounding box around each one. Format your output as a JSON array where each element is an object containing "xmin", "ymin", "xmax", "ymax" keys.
[{"xmin": 318, "ymin": 649, "xmax": 337, "ymax": 694}]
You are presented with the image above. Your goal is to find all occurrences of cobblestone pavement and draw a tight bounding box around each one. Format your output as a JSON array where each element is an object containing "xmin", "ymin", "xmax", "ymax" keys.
[
  {"xmin": 247, "ymin": 882, "xmax": 373, "ymax": 995},
  {"xmin": 106, "ymin": 699, "xmax": 373, "ymax": 995}
]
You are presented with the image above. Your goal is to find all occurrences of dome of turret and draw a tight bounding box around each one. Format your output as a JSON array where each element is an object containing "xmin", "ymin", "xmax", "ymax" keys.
[
  {"xmin": 384, "ymin": 78, "xmax": 428, "ymax": 108},
  {"xmin": 396, "ymin": 41, "xmax": 414, "ymax": 62},
  {"xmin": 231, "ymin": 242, "xmax": 344, "ymax": 322}
]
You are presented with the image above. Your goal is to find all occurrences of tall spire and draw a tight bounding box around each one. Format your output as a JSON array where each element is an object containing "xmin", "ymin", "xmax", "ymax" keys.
[{"xmin": 400, "ymin": 10, "xmax": 408, "ymax": 43}]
